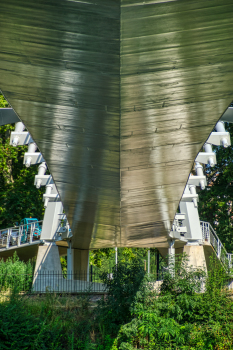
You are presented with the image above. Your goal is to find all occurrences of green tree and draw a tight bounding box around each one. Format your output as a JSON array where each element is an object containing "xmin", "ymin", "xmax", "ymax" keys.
[
  {"xmin": 198, "ymin": 123, "xmax": 233, "ymax": 252},
  {"xmin": 0, "ymin": 94, "xmax": 9, "ymax": 108},
  {"xmin": 0, "ymin": 94, "xmax": 45, "ymax": 228}
]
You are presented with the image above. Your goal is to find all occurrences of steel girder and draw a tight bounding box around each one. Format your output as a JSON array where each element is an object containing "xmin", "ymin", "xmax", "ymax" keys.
[{"xmin": 0, "ymin": 0, "xmax": 233, "ymax": 249}]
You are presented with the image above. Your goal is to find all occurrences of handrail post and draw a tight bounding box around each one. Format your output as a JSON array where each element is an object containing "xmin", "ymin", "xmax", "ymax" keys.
[
  {"xmin": 17, "ymin": 226, "xmax": 21, "ymax": 246},
  {"xmin": 6, "ymin": 228, "xmax": 11, "ymax": 248},
  {"xmin": 30, "ymin": 223, "xmax": 33, "ymax": 243},
  {"xmin": 217, "ymin": 239, "xmax": 221, "ymax": 258}
]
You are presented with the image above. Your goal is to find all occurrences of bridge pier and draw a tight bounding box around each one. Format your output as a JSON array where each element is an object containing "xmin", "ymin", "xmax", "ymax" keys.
[
  {"xmin": 33, "ymin": 242, "xmax": 62, "ymax": 292},
  {"xmin": 159, "ymin": 242, "xmax": 208, "ymax": 274},
  {"xmin": 32, "ymin": 201, "xmax": 64, "ymax": 291},
  {"xmin": 67, "ymin": 244, "xmax": 89, "ymax": 281},
  {"xmin": 182, "ymin": 244, "xmax": 207, "ymax": 271}
]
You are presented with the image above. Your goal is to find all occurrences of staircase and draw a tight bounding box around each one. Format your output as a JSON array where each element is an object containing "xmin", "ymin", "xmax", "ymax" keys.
[{"xmin": 200, "ymin": 221, "xmax": 233, "ymax": 268}]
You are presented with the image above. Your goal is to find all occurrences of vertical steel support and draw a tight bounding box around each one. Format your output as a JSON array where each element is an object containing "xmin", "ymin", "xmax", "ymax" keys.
[
  {"xmin": 217, "ymin": 239, "xmax": 221, "ymax": 259},
  {"xmin": 168, "ymin": 240, "xmax": 175, "ymax": 277},
  {"xmin": 90, "ymin": 265, "xmax": 93, "ymax": 282},
  {"xmin": 207, "ymin": 222, "xmax": 210, "ymax": 243},
  {"xmin": 67, "ymin": 242, "xmax": 73, "ymax": 280},
  {"xmin": 17, "ymin": 226, "xmax": 21, "ymax": 246},
  {"xmin": 6, "ymin": 228, "xmax": 11, "ymax": 248},
  {"xmin": 30, "ymin": 223, "xmax": 34, "ymax": 243}
]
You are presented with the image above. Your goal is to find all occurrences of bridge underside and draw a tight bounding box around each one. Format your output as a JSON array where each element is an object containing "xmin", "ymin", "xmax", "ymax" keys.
[
  {"xmin": 1, "ymin": 0, "xmax": 233, "ymax": 249},
  {"xmin": 0, "ymin": 242, "xmax": 67, "ymax": 262}
]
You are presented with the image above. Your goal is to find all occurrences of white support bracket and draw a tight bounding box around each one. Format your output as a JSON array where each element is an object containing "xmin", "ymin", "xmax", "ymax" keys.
[
  {"xmin": 43, "ymin": 193, "xmax": 60, "ymax": 203},
  {"xmin": 169, "ymin": 213, "xmax": 187, "ymax": 240},
  {"xmin": 188, "ymin": 175, "xmax": 207, "ymax": 187},
  {"xmin": 207, "ymin": 132, "xmax": 231, "ymax": 147},
  {"xmin": 195, "ymin": 152, "xmax": 216, "ymax": 166},
  {"xmin": 23, "ymin": 152, "xmax": 45, "ymax": 165},
  {"xmin": 34, "ymin": 175, "xmax": 54, "ymax": 187},
  {"xmin": 10, "ymin": 132, "xmax": 33, "ymax": 146},
  {"xmin": 56, "ymin": 213, "xmax": 73, "ymax": 240},
  {"xmin": 180, "ymin": 193, "xmax": 199, "ymax": 202}
]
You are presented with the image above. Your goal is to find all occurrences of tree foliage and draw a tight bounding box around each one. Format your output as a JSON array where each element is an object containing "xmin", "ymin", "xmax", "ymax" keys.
[
  {"xmin": 198, "ymin": 123, "xmax": 233, "ymax": 252},
  {"xmin": 0, "ymin": 94, "xmax": 44, "ymax": 229},
  {"xmin": 112, "ymin": 257, "xmax": 232, "ymax": 350},
  {"xmin": 0, "ymin": 94, "xmax": 9, "ymax": 108}
]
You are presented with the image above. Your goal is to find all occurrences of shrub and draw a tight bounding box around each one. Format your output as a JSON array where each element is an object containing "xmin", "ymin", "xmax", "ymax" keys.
[
  {"xmin": 113, "ymin": 256, "xmax": 233, "ymax": 349},
  {"xmin": 95, "ymin": 258, "xmax": 145, "ymax": 336},
  {"xmin": 0, "ymin": 252, "xmax": 33, "ymax": 292}
]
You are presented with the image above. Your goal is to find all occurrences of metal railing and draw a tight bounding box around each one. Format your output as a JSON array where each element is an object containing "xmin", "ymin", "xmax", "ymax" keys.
[
  {"xmin": 0, "ymin": 221, "xmax": 43, "ymax": 249},
  {"xmin": 200, "ymin": 221, "xmax": 233, "ymax": 268},
  {"xmin": 33, "ymin": 271, "xmax": 107, "ymax": 293},
  {"xmin": 0, "ymin": 270, "xmax": 162, "ymax": 294},
  {"xmin": 0, "ymin": 271, "xmax": 110, "ymax": 293}
]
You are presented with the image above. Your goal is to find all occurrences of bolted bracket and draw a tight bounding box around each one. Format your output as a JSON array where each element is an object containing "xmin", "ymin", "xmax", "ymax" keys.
[
  {"xmin": 10, "ymin": 131, "xmax": 33, "ymax": 146},
  {"xmin": 23, "ymin": 152, "xmax": 45, "ymax": 165}
]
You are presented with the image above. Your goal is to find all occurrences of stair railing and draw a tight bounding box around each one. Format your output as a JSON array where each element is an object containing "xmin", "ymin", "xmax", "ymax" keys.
[{"xmin": 200, "ymin": 221, "xmax": 231, "ymax": 268}]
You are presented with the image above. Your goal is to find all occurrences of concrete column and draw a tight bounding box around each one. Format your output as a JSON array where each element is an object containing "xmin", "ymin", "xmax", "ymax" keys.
[
  {"xmin": 33, "ymin": 242, "xmax": 62, "ymax": 292},
  {"xmin": 183, "ymin": 244, "xmax": 207, "ymax": 272},
  {"xmin": 67, "ymin": 247, "xmax": 89, "ymax": 281},
  {"xmin": 73, "ymin": 249, "xmax": 89, "ymax": 281}
]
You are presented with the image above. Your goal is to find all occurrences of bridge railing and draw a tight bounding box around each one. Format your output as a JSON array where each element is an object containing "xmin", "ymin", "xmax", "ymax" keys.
[
  {"xmin": 0, "ymin": 269, "xmax": 161, "ymax": 294},
  {"xmin": 0, "ymin": 221, "xmax": 43, "ymax": 249},
  {"xmin": 200, "ymin": 221, "xmax": 231, "ymax": 268}
]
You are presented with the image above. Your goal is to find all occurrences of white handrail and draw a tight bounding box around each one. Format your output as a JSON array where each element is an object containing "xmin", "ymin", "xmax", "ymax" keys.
[
  {"xmin": 200, "ymin": 221, "xmax": 231, "ymax": 268},
  {"xmin": 0, "ymin": 220, "xmax": 43, "ymax": 249}
]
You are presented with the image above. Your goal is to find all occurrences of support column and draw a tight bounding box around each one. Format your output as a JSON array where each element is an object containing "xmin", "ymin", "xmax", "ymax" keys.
[
  {"xmin": 33, "ymin": 200, "xmax": 64, "ymax": 292},
  {"xmin": 67, "ymin": 242, "xmax": 74, "ymax": 280},
  {"xmin": 33, "ymin": 242, "xmax": 62, "ymax": 292},
  {"xmin": 183, "ymin": 244, "xmax": 207, "ymax": 272},
  {"xmin": 73, "ymin": 249, "xmax": 89, "ymax": 281},
  {"xmin": 67, "ymin": 246, "xmax": 89, "ymax": 281}
]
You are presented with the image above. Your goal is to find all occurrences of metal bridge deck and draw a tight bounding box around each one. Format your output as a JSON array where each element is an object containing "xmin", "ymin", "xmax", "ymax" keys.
[{"xmin": 1, "ymin": 0, "xmax": 233, "ymax": 249}]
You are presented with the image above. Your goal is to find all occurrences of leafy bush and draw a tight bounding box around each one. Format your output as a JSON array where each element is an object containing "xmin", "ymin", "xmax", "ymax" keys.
[
  {"xmin": 0, "ymin": 255, "xmax": 233, "ymax": 349},
  {"xmin": 95, "ymin": 258, "xmax": 145, "ymax": 335},
  {"xmin": 0, "ymin": 298, "xmax": 65, "ymax": 350},
  {"xmin": 0, "ymin": 253, "xmax": 33, "ymax": 292},
  {"xmin": 112, "ymin": 256, "xmax": 233, "ymax": 349}
]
